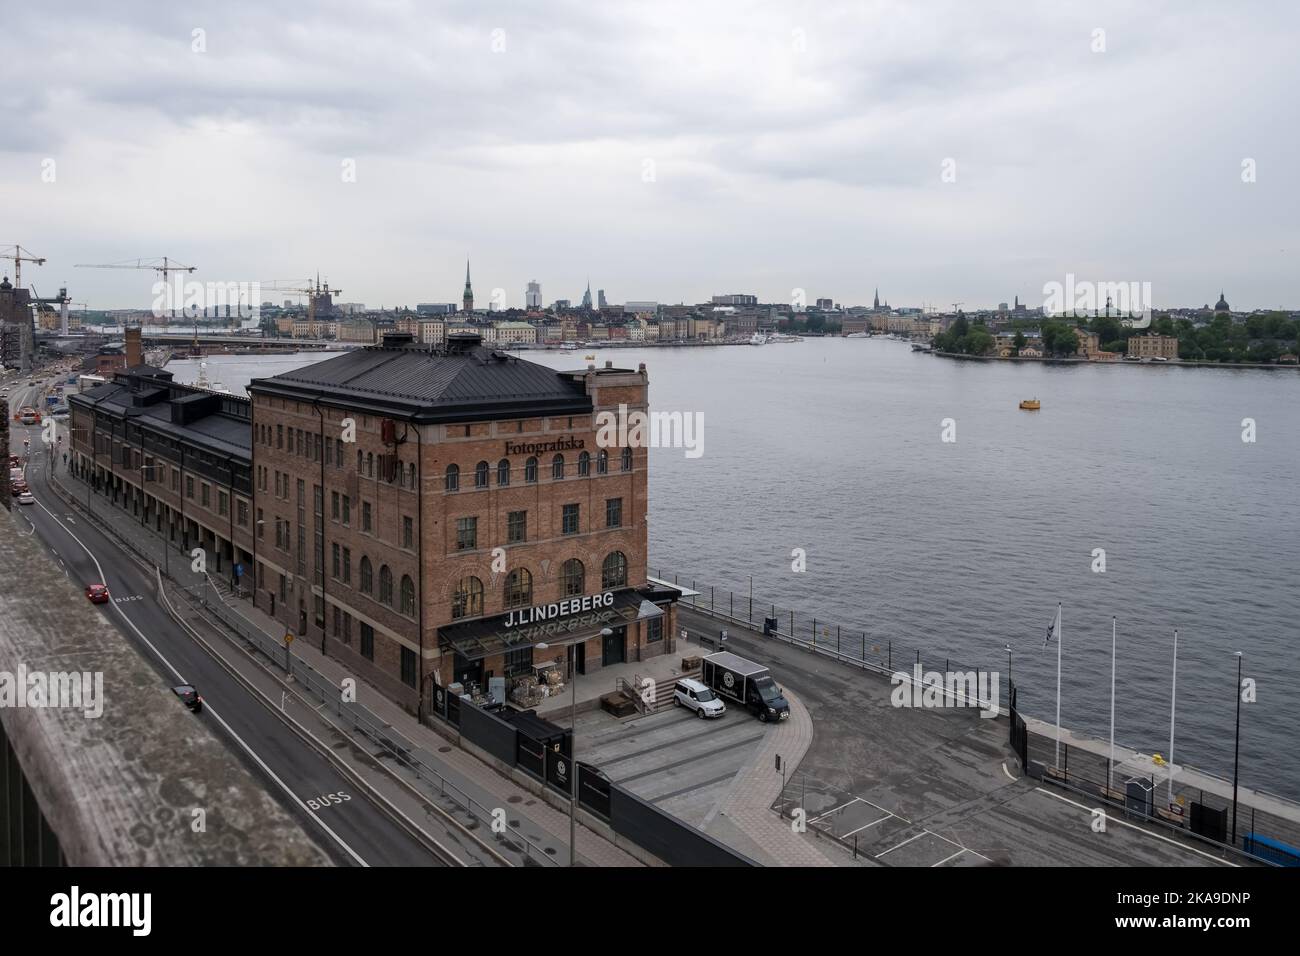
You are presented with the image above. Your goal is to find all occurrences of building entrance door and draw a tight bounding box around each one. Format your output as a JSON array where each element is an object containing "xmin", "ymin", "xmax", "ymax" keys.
[
  {"xmin": 602, "ymin": 626, "xmax": 626, "ymax": 667},
  {"xmin": 568, "ymin": 642, "xmax": 585, "ymax": 677}
]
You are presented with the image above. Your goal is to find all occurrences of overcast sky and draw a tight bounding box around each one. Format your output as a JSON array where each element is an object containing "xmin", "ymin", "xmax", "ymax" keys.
[{"xmin": 2, "ymin": 0, "xmax": 1296, "ymax": 311}]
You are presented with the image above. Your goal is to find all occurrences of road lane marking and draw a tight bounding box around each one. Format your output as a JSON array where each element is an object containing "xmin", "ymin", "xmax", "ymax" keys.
[
  {"xmin": 1032, "ymin": 787, "xmax": 1238, "ymax": 866},
  {"xmin": 31, "ymin": 495, "xmax": 371, "ymax": 867}
]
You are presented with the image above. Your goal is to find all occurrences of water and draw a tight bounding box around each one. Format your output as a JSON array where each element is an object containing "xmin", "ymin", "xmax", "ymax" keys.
[{"xmin": 167, "ymin": 341, "xmax": 1300, "ymax": 796}]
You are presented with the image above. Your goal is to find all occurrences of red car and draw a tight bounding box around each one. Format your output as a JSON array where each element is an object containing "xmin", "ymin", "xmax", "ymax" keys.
[
  {"xmin": 11, "ymin": 481, "xmax": 29, "ymax": 496},
  {"xmin": 85, "ymin": 584, "xmax": 110, "ymax": 604}
]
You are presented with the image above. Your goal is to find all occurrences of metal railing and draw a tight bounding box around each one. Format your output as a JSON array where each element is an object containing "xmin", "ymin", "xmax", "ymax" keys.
[
  {"xmin": 173, "ymin": 583, "xmax": 560, "ymax": 867},
  {"xmin": 53, "ymin": 471, "xmax": 559, "ymax": 867}
]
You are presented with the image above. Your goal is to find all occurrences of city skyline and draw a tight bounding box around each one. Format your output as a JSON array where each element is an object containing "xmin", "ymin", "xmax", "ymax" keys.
[{"xmin": 1, "ymin": 1, "xmax": 1296, "ymax": 311}]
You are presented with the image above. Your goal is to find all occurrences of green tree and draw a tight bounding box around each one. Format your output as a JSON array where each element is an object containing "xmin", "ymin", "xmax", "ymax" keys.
[
  {"xmin": 1054, "ymin": 329, "xmax": 1079, "ymax": 357},
  {"xmin": 966, "ymin": 327, "xmax": 994, "ymax": 356},
  {"xmin": 1013, "ymin": 330, "xmax": 1027, "ymax": 355}
]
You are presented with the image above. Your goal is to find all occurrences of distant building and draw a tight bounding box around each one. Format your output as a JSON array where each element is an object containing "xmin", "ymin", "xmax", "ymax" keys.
[
  {"xmin": 580, "ymin": 282, "xmax": 592, "ymax": 310},
  {"xmin": 490, "ymin": 321, "xmax": 537, "ymax": 345},
  {"xmin": 525, "ymin": 281, "xmax": 542, "ymax": 310},
  {"xmin": 624, "ymin": 300, "xmax": 658, "ymax": 314},
  {"xmin": 417, "ymin": 303, "xmax": 456, "ymax": 315},
  {"xmin": 597, "ymin": 289, "xmax": 608, "ymax": 310},
  {"xmin": 711, "ymin": 294, "xmax": 757, "ymax": 307},
  {"xmin": 815, "ymin": 298, "xmax": 834, "ymax": 310},
  {"xmin": 462, "ymin": 260, "xmax": 474, "ymax": 313},
  {"xmin": 553, "ymin": 299, "xmax": 571, "ymax": 311},
  {"xmin": 1214, "ymin": 291, "xmax": 1231, "ymax": 317},
  {"xmin": 1128, "ymin": 333, "xmax": 1179, "ymax": 360}
]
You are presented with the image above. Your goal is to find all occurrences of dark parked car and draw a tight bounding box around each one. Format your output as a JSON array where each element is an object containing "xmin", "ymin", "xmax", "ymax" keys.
[
  {"xmin": 172, "ymin": 685, "xmax": 203, "ymax": 713},
  {"xmin": 85, "ymin": 583, "xmax": 110, "ymax": 604}
]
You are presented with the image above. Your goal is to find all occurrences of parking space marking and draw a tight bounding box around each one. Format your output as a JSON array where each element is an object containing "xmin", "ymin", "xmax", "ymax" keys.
[
  {"xmin": 613, "ymin": 733, "xmax": 763, "ymax": 785},
  {"xmin": 875, "ymin": 831, "xmax": 926, "ymax": 858},
  {"xmin": 810, "ymin": 796, "xmax": 862, "ymax": 824},
  {"xmin": 842, "ymin": 813, "xmax": 894, "ymax": 837}
]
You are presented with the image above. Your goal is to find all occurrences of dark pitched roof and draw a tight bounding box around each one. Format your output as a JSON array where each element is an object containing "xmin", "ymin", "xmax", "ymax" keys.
[
  {"xmin": 248, "ymin": 344, "xmax": 592, "ymax": 422},
  {"xmin": 69, "ymin": 381, "xmax": 251, "ymax": 457}
]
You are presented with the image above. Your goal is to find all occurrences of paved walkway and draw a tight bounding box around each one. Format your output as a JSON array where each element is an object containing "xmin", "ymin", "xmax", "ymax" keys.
[
  {"xmin": 701, "ymin": 687, "xmax": 842, "ymax": 866},
  {"xmin": 48, "ymin": 471, "xmax": 639, "ymax": 868}
]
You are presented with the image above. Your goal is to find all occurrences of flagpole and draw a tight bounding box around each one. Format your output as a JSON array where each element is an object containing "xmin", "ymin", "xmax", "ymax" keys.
[
  {"xmin": 1054, "ymin": 602, "xmax": 1062, "ymax": 767},
  {"xmin": 1108, "ymin": 615, "xmax": 1116, "ymax": 794},
  {"xmin": 1167, "ymin": 628, "xmax": 1178, "ymax": 807}
]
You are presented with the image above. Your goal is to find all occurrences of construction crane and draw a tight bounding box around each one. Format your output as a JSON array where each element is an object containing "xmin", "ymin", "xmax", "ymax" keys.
[
  {"xmin": 74, "ymin": 257, "xmax": 196, "ymax": 319},
  {"xmin": 259, "ymin": 276, "xmax": 342, "ymax": 337},
  {"xmin": 0, "ymin": 244, "xmax": 46, "ymax": 287},
  {"xmin": 951, "ymin": 301, "xmax": 964, "ymax": 315}
]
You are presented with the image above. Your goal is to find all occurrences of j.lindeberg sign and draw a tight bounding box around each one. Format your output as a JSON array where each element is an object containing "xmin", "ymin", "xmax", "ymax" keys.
[
  {"xmin": 503, "ymin": 591, "xmax": 615, "ymax": 628},
  {"xmin": 504, "ymin": 436, "xmax": 585, "ymax": 456}
]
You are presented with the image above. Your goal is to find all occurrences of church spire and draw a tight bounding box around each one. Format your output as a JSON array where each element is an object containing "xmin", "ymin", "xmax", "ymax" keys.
[{"xmin": 462, "ymin": 258, "xmax": 474, "ymax": 313}]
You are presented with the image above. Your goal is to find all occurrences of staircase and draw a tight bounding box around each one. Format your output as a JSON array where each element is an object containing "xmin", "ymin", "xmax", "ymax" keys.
[{"xmin": 620, "ymin": 666, "xmax": 704, "ymax": 715}]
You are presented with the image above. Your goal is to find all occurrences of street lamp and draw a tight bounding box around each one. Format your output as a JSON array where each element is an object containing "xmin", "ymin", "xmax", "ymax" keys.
[
  {"xmin": 536, "ymin": 627, "xmax": 611, "ymax": 868},
  {"xmin": 1231, "ymin": 650, "xmax": 1244, "ymax": 845}
]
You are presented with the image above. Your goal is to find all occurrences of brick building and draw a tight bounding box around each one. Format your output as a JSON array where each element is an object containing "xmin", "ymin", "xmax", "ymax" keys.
[
  {"xmin": 246, "ymin": 332, "xmax": 678, "ymax": 714},
  {"xmin": 1127, "ymin": 333, "xmax": 1179, "ymax": 360}
]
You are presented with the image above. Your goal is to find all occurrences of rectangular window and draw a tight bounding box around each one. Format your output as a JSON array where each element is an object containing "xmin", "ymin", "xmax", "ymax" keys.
[
  {"xmin": 333, "ymin": 605, "xmax": 340, "ymax": 637},
  {"xmin": 504, "ymin": 646, "xmax": 534, "ymax": 678},
  {"xmin": 279, "ymin": 573, "xmax": 287, "ymax": 604},
  {"xmin": 362, "ymin": 501, "xmax": 372, "ymax": 533},
  {"xmin": 171, "ymin": 468, "xmax": 178, "ymax": 491},
  {"xmin": 218, "ymin": 491, "xmax": 228, "ymax": 517},
  {"xmin": 237, "ymin": 499, "xmax": 248, "ymax": 527},
  {"xmin": 343, "ymin": 612, "xmax": 352, "ymax": 644},
  {"xmin": 562, "ymin": 503, "xmax": 579, "ymax": 536},
  {"xmin": 401, "ymin": 647, "xmax": 417, "ymax": 689},
  {"xmin": 331, "ymin": 491, "xmax": 339, "ymax": 520},
  {"xmin": 606, "ymin": 497, "xmax": 622, "ymax": 529},
  {"xmin": 360, "ymin": 623, "xmax": 374, "ymax": 661},
  {"xmin": 325, "ymin": 436, "xmax": 333, "ymax": 466},
  {"xmin": 256, "ymin": 508, "xmax": 264, "ymax": 539},
  {"xmin": 342, "ymin": 547, "xmax": 351, "ymax": 584},
  {"xmin": 507, "ymin": 510, "xmax": 526, "ymax": 544},
  {"xmin": 647, "ymin": 616, "xmax": 663, "ymax": 643},
  {"xmin": 186, "ymin": 476, "xmax": 194, "ymax": 500},
  {"xmin": 455, "ymin": 516, "xmax": 477, "ymax": 551},
  {"xmin": 402, "ymin": 516, "xmax": 413, "ymax": 549},
  {"xmin": 342, "ymin": 495, "xmax": 350, "ymax": 526},
  {"xmin": 332, "ymin": 543, "xmax": 340, "ymax": 579},
  {"xmin": 335, "ymin": 441, "xmax": 343, "ymax": 468},
  {"xmin": 277, "ymin": 424, "xmax": 283, "ymax": 449}
]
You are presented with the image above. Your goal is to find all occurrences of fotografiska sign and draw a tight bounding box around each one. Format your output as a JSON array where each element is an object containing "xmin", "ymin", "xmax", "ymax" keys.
[{"xmin": 503, "ymin": 436, "xmax": 586, "ymax": 456}]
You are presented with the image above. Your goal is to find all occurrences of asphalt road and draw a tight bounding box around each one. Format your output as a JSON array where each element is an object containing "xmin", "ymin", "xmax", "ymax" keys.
[{"xmin": 5, "ymin": 370, "xmax": 454, "ymax": 867}]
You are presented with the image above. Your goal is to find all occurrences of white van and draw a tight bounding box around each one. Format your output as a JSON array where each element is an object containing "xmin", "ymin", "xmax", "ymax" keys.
[{"xmin": 673, "ymin": 678, "xmax": 726, "ymax": 719}]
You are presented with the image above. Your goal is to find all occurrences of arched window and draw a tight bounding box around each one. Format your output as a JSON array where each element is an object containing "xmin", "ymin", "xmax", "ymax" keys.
[
  {"xmin": 357, "ymin": 449, "xmax": 363, "ymax": 473},
  {"xmin": 360, "ymin": 556, "xmax": 374, "ymax": 595},
  {"xmin": 497, "ymin": 458, "xmax": 511, "ymax": 486},
  {"xmin": 621, "ymin": 447, "xmax": 633, "ymax": 472},
  {"xmin": 400, "ymin": 575, "xmax": 415, "ymax": 615},
  {"xmin": 379, "ymin": 565, "xmax": 393, "ymax": 605},
  {"xmin": 597, "ymin": 449, "xmax": 609, "ymax": 474},
  {"xmin": 552, "ymin": 454, "xmax": 565, "ymax": 479},
  {"xmin": 366, "ymin": 452, "xmax": 374, "ymax": 477},
  {"xmin": 602, "ymin": 551, "xmax": 627, "ymax": 589},
  {"xmin": 452, "ymin": 577, "xmax": 483, "ymax": 619},
  {"xmin": 408, "ymin": 463, "xmax": 416, "ymax": 488},
  {"xmin": 395, "ymin": 459, "xmax": 404, "ymax": 488},
  {"xmin": 561, "ymin": 558, "xmax": 585, "ymax": 597},
  {"xmin": 525, "ymin": 456, "xmax": 538, "ymax": 483},
  {"xmin": 578, "ymin": 451, "xmax": 591, "ymax": 476},
  {"xmin": 475, "ymin": 460, "xmax": 489, "ymax": 489},
  {"xmin": 504, "ymin": 568, "xmax": 533, "ymax": 609},
  {"xmin": 445, "ymin": 464, "xmax": 459, "ymax": 492}
]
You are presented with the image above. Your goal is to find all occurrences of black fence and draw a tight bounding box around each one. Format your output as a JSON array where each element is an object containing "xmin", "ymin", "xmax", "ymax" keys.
[
  {"xmin": 435, "ymin": 692, "xmax": 754, "ymax": 866},
  {"xmin": 1009, "ymin": 682, "xmax": 1028, "ymax": 767},
  {"xmin": 609, "ymin": 784, "xmax": 756, "ymax": 867}
]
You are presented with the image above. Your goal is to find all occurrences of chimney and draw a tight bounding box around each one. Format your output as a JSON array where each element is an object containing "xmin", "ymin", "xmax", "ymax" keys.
[{"xmin": 125, "ymin": 326, "xmax": 142, "ymax": 367}]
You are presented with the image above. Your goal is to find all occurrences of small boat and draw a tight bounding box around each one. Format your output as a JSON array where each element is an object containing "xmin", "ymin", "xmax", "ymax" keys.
[
  {"xmin": 1019, "ymin": 399, "xmax": 1041, "ymax": 410},
  {"xmin": 749, "ymin": 333, "xmax": 767, "ymax": 346}
]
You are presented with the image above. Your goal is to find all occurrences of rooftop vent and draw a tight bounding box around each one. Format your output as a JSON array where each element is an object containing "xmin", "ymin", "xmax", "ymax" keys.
[
  {"xmin": 382, "ymin": 332, "xmax": 414, "ymax": 347},
  {"xmin": 446, "ymin": 331, "xmax": 483, "ymax": 354}
]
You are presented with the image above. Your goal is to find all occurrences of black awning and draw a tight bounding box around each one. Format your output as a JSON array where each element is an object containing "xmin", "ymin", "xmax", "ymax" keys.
[{"xmin": 439, "ymin": 587, "xmax": 650, "ymax": 662}]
